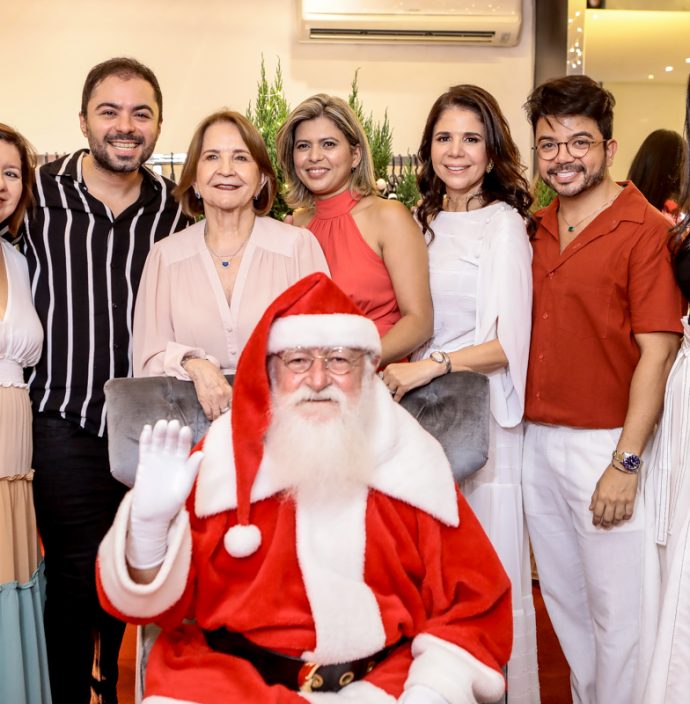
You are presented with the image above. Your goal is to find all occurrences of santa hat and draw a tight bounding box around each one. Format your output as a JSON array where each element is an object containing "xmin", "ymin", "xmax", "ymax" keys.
[{"xmin": 223, "ymin": 272, "xmax": 381, "ymax": 558}]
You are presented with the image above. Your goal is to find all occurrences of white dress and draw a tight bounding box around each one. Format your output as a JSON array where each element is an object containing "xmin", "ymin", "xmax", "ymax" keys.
[
  {"xmin": 414, "ymin": 202, "xmax": 539, "ymax": 703},
  {"xmin": 0, "ymin": 239, "xmax": 50, "ymax": 703},
  {"xmin": 639, "ymin": 316, "xmax": 690, "ymax": 703}
]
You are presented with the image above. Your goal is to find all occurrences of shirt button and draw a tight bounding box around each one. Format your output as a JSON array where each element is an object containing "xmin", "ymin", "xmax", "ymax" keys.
[
  {"xmin": 538, "ymin": 352, "xmax": 544, "ymax": 361},
  {"xmin": 542, "ymin": 312, "xmax": 549, "ymax": 320},
  {"xmin": 548, "ymin": 272, "xmax": 555, "ymax": 279},
  {"xmin": 536, "ymin": 392, "xmax": 541, "ymax": 399}
]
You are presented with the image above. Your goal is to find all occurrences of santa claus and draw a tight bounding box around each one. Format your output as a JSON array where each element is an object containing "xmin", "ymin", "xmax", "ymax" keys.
[{"xmin": 97, "ymin": 273, "xmax": 512, "ymax": 703}]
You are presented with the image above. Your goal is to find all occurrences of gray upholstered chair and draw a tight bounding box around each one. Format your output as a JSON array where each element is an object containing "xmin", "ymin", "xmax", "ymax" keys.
[
  {"xmin": 105, "ymin": 371, "xmax": 489, "ymax": 488},
  {"xmin": 104, "ymin": 370, "xmax": 494, "ymax": 702}
]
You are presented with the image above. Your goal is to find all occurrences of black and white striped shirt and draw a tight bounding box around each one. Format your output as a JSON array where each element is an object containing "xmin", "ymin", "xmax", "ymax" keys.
[{"xmin": 21, "ymin": 150, "xmax": 191, "ymax": 436}]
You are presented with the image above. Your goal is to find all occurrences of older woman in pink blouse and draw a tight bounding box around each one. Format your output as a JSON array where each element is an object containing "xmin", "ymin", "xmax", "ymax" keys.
[{"xmin": 133, "ymin": 111, "xmax": 328, "ymax": 420}]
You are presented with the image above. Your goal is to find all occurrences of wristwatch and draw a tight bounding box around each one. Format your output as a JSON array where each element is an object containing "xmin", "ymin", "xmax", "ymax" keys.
[
  {"xmin": 611, "ymin": 450, "xmax": 643, "ymax": 474},
  {"xmin": 429, "ymin": 350, "xmax": 451, "ymax": 375}
]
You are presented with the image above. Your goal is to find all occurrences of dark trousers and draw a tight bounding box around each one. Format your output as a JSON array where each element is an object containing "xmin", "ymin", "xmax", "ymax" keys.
[{"xmin": 32, "ymin": 413, "xmax": 128, "ymax": 704}]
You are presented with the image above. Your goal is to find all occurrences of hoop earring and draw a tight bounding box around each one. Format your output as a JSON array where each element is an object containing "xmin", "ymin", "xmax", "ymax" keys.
[
  {"xmin": 194, "ymin": 189, "xmax": 202, "ymax": 200},
  {"xmin": 486, "ymin": 160, "xmax": 494, "ymax": 173}
]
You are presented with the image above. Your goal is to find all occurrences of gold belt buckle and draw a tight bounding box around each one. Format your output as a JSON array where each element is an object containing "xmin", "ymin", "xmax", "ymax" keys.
[{"xmin": 298, "ymin": 662, "xmax": 324, "ymax": 692}]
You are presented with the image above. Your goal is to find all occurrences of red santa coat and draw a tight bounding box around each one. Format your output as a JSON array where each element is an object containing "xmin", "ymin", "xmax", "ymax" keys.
[{"xmin": 97, "ymin": 381, "xmax": 512, "ymax": 704}]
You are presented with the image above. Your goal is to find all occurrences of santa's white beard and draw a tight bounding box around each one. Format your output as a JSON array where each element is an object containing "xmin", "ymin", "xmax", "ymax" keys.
[{"xmin": 264, "ymin": 377, "xmax": 377, "ymax": 504}]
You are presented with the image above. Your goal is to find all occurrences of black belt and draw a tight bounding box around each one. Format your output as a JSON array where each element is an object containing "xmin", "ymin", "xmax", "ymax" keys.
[{"xmin": 203, "ymin": 628, "xmax": 403, "ymax": 693}]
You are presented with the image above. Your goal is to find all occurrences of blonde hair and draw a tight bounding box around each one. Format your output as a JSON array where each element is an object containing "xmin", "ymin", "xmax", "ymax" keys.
[{"xmin": 276, "ymin": 94, "xmax": 376, "ymax": 208}]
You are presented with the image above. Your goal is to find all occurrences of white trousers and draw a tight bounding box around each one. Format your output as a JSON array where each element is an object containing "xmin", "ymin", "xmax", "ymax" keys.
[{"xmin": 522, "ymin": 423, "xmax": 645, "ymax": 704}]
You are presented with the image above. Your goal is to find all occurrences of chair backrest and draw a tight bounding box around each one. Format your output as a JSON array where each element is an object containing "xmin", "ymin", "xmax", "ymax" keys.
[
  {"xmin": 104, "ymin": 375, "xmax": 233, "ymax": 487},
  {"xmin": 104, "ymin": 370, "xmax": 489, "ymax": 488},
  {"xmin": 398, "ymin": 370, "xmax": 489, "ymax": 482}
]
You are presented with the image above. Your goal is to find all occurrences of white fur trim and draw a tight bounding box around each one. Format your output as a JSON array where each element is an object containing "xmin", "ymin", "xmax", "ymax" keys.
[
  {"xmin": 194, "ymin": 383, "xmax": 458, "ymax": 528},
  {"xmin": 296, "ymin": 486, "xmax": 386, "ymax": 664},
  {"xmin": 194, "ymin": 414, "xmax": 237, "ymax": 517},
  {"xmin": 143, "ymin": 697, "xmax": 201, "ymax": 703},
  {"xmin": 302, "ymin": 681, "xmax": 395, "ymax": 703},
  {"xmin": 194, "ymin": 412, "xmax": 288, "ymax": 518},
  {"xmin": 223, "ymin": 523, "xmax": 262, "ymax": 557},
  {"xmin": 267, "ymin": 314, "xmax": 381, "ymax": 355},
  {"xmin": 97, "ymin": 492, "xmax": 193, "ymax": 619},
  {"xmin": 405, "ymin": 634, "xmax": 505, "ymax": 704}
]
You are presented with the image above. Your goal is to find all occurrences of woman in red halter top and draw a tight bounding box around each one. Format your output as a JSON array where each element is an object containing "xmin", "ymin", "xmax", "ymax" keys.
[{"xmin": 277, "ymin": 94, "xmax": 432, "ymax": 366}]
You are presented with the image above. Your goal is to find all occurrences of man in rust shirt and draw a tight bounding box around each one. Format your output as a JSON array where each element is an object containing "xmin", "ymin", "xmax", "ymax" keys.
[{"xmin": 522, "ymin": 75, "xmax": 684, "ymax": 704}]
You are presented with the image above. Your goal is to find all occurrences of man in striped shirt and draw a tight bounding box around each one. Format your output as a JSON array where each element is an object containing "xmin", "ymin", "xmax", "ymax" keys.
[{"xmin": 20, "ymin": 57, "xmax": 191, "ymax": 704}]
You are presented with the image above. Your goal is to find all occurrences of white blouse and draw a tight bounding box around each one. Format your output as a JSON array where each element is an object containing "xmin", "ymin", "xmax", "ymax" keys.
[
  {"xmin": 413, "ymin": 202, "xmax": 533, "ymax": 428},
  {"xmin": 0, "ymin": 240, "xmax": 43, "ymax": 388}
]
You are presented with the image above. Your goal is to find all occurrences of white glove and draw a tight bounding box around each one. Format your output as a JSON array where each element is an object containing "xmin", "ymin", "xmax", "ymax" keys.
[
  {"xmin": 126, "ymin": 419, "xmax": 203, "ymax": 569},
  {"xmin": 398, "ymin": 685, "xmax": 451, "ymax": 704}
]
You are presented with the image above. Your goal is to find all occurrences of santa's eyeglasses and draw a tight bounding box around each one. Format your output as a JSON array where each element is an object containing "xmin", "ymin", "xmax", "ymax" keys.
[{"xmin": 273, "ymin": 347, "xmax": 365, "ymax": 375}]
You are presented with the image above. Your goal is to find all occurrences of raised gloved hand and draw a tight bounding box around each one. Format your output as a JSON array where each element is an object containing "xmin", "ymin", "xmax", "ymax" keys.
[
  {"xmin": 398, "ymin": 685, "xmax": 452, "ymax": 704},
  {"xmin": 126, "ymin": 419, "xmax": 203, "ymax": 569}
]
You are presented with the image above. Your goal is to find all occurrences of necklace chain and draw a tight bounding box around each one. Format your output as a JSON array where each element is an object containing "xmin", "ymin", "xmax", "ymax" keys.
[
  {"xmin": 558, "ymin": 193, "xmax": 619, "ymax": 233},
  {"xmin": 444, "ymin": 190, "xmax": 484, "ymax": 212},
  {"xmin": 204, "ymin": 222, "xmax": 249, "ymax": 268}
]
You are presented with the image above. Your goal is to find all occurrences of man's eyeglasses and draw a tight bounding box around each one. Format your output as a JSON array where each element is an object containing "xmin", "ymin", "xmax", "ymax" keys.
[
  {"xmin": 533, "ymin": 138, "xmax": 607, "ymax": 161},
  {"xmin": 274, "ymin": 347, "xmax": 365, "ymax": 375}
]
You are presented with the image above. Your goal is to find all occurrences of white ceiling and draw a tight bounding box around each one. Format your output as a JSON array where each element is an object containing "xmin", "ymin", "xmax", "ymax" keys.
[{"xmin": 584, "ymin": 8, "xmax": 690, "ymax": 85}]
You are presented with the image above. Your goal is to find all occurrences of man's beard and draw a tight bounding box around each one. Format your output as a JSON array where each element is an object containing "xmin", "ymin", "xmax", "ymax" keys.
[
  {"xmin": 264, "ymin": 377, "xmax": 376, "ymax": 505},
  {"xmin": 85, "ymin": 128, "xmax": 155, "ymax": 174},
  {"xmin": 542, "ymin": 160, "xmax": 606, "ymax": 198}
]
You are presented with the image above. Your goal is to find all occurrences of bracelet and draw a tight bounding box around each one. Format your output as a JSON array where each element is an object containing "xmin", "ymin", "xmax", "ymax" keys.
[
  {"xmin": 429, "ymin": 350, "xmax": 452, "ymax": 375},
  {"xmin": 181, "ymin": 354, "xmax": 204, "ymax": 371}
]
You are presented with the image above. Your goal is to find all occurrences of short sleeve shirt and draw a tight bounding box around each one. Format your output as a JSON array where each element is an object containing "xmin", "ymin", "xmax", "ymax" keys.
[{"xmin": 525, "ymin": 181, "xmax": 684, "ymax": 429}]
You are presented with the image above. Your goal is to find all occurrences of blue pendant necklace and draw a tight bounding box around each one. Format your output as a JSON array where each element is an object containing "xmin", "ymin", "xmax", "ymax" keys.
[{"xmin": 204, "ymin": 223, "xmax": 249, "ymax": 268}]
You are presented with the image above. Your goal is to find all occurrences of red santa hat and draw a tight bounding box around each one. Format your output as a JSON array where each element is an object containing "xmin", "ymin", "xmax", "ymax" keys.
[{"xmin": 223, "ymin": 272, "xmax": 381, "ymax": 558}]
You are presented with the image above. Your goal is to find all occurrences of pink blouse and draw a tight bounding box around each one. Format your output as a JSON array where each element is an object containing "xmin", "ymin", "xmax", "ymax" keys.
[{"xmin": 133, "ymin": 216, "xmax": 329, "ymax": 378}]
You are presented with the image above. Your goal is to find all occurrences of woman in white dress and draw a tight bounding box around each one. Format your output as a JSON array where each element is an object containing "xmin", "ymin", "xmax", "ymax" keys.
[
  {"xmin": 638, "ymin": 80, "xmax": 690, "ymax": 704},
  {"xmin": 0, "ymin": 124, "xmax": 49, "ymax": 702},
  {"xmin": 382, "ymin": 85, "xmax": 539, "ymax": 703}
]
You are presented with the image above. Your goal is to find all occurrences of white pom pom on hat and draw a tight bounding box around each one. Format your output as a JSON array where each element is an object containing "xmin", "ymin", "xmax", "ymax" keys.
[
  {"xmin": 224, "ymin": 523, "xmax": 262, "ymax": 558},
  {"xmin": 222, "ymin": 273, "xmax": 378, "ymax": 558}
]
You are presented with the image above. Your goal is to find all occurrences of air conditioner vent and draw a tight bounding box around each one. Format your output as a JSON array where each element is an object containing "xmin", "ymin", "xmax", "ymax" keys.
[
  {"xmin": 308, "ymin": 28, "xmax": 497, "ymax": 43},
  {"xmin": 300, "ymin": 0, "xmax": 522, "ymax": 46}
]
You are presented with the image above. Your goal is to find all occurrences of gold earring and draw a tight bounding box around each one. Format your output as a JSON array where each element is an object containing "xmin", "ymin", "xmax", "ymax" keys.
[{"xmin": 486, "ymin": 160, "xmax": 494, "ymax": 173}]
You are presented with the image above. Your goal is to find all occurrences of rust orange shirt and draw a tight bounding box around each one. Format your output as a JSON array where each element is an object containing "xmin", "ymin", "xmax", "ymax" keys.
[{"xmin": 525, "ymin": 181, "xmax": 684, "ymax": 429}]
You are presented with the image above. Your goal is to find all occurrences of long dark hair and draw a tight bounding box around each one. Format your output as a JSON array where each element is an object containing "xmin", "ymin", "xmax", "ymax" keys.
[
  {"xmin": 0, "ymin": 123, "xmax": 36, "ymax": 235},
  {"xmin": 671, "ymin": 75, "xmax": 690, "ymax": 299},
  {"xmin": 416, "ymin": 85, "xmax": 533, "ymax": 239},
  {"xmin": 628, "ymin": 129, "xmax": 684, "ymax": 211}
]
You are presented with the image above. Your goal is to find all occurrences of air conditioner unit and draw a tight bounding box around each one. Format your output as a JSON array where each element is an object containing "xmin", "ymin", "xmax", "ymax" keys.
[{"xmin": 300, "ymin": 0, "xmax": 522, "ymax": 46}]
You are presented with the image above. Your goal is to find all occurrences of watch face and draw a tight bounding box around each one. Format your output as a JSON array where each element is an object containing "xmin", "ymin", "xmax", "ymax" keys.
[
  {"xmin": 430, "ymin": 351, "xmax": 444, "ymax": 364},
  {"xmin": 623, "ymin": 454, "xmax": 642, "ymax": 471}
]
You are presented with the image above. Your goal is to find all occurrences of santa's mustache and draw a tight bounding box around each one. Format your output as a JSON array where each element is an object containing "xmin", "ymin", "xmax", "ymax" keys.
[{"xmin": 284, "ymin": 386, "xmax": 347, "ymax": 408}]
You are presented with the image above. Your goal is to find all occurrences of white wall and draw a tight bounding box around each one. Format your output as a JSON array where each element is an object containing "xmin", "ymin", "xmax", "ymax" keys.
[
  {"xmin": 2, "ymin": 0, "xmax": 535, "ymax": 163},
  {"xmin": 604, "ymin": 82, "xmax": 686, "ymax": 181}
]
